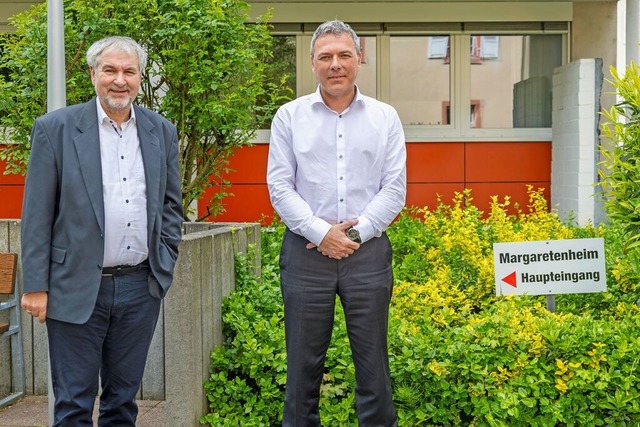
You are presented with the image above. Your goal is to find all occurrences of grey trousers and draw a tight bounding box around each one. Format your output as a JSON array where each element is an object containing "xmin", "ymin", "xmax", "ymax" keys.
[{"xmin": 280, "ymin": 229, "xmax": 397, "ymax": 427}]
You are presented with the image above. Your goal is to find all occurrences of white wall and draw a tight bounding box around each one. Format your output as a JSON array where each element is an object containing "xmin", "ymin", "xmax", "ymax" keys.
[{"xmin": 551, "ymin": 59, "xmax": 604, "ymax": 226}]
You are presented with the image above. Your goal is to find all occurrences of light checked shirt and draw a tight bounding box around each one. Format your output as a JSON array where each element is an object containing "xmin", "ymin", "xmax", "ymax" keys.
[
  {"xmin": 267, "ymin": 86, "xmax": 407, "ymax": 246},
  {"xmin": 96, "ymin": 98, "xmax": 148, "ymax": 267}
]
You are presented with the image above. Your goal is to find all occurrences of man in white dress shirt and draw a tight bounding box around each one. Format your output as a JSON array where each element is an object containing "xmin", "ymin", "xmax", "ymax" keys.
[
  {"xmin": 20, "ymin": 36, "xmax": 183, "ymax": 426},
  {"xmin": 267, "ymin": 20, "xmax": 406, "ymax": 427}
]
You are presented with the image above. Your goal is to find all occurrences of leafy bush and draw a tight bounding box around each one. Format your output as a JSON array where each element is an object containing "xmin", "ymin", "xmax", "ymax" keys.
[
  {"xmin": 600, "ymin": 61, "xmax": 640, "ymax": 251},
  {"xmin": 201, "ymin": 244, "xmax": 286, "ymax": 426},
  {"xmin": 0, "ymin": 0, "xmax": 291, "ymax": 219},
  {"xmin": 202, "ymin": 189, "xmax": 640, "ymax": 426}
]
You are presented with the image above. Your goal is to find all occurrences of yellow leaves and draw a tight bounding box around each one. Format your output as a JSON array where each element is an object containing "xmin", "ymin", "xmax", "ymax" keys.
[
  {"xmin": 588, "ymin": 342, "xmax": 607, "ymax": 370},
  {"xmin": 427, "ymin": 360, "xmax": 448, "ymax": 377},
  {"xmin": 488, "ymin": 186, "xmax": 576, "ymax": 243},
  {"xmin": 555, "ymin": 378, "xmax": 568, "ymax": 393},
  {"xmin": 392, "ymin": 278, "xmax": 473, "ymax": 328},
  {"xmin": 489, "ymin": 366, "xmax": 515, "ymax": 386},
  {"xmin": 611, "ymin": 266, "xmax": 623, "ymax": 281},
  {"xmin": 555, "ymin": 349, "xmax": 601, "ymax": 394},
  {"xmin": 555, "ymin": 358, "xmax": 576, "ymax": 393}
]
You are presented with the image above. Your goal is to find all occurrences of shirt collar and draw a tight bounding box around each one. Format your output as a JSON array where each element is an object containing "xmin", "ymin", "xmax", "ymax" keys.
[
  {"xmin": 311, "ymin": 85, "xmax": 364, "ymax": 110},
  {"xmin": 95, "ymin": 97, "xmax": 136, "ymax": 125}
]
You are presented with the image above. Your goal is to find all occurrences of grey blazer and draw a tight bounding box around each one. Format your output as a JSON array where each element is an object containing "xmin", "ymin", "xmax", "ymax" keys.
[{"xmin": 21, "ymin": 99, "xmax": 183, "ymax": 324}]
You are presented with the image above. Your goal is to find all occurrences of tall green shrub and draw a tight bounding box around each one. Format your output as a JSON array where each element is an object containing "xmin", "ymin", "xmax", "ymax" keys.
[
  {"xmin": 600, "ymin": 61, "xmax": 640, "ymax": 251},
  {"xmin": 0, "ymin": 0, "xmax": 291, "ymax": 219}
]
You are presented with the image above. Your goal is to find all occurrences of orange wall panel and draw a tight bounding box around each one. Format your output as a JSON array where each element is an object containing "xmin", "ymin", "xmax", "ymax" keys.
[
  {"xmin": 0, "ymin": 186, "xmax": 23, "ymax": 219},
  {"xmin": 0, "ymin": 142, "xmax": 553, "ymax": 222},
  {"xmin": 406, "ymin": 183, "xmax": 464, "ymax": 211},
  {"xmin": 466, "ymin": 141, "xmax": 551, "ymax": 182},
  {"xmin": 222, "ymin": 144, "xmax": 270, "ymax": 184},
  {"xmin": 468, "ymin": 182, "xmax": 551, "ymax": 215},
  {"xmin": 406, "ymin": 143, "xmax": 465, "ymax": 182},
  {"xmin": 201, "ymin": 184, "xmax": 274, "ymax": 223},
  {"xmin": 0, "ymin": 160, "xmax": 25, "ymax": 185},
  {"xmin": 205, "ymin": 140, "xmax": 552, "ymax": 221},
  {"xmin": 0, "ymin": 160, "xmax": 25, "ymax": 219}
]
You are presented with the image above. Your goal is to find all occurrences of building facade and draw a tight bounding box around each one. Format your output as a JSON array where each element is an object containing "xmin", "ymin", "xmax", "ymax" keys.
[{"xmin": 0, "ymin": 0, "xmax": 633, "ymax": 224}]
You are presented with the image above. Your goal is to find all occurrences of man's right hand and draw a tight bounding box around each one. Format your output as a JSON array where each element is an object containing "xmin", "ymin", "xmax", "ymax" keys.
[{"xmin": 21, "ymin": 291, "xmax": 48, "ymax": 324}]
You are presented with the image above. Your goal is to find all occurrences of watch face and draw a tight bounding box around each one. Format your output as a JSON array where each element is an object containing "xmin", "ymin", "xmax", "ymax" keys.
[{"xmin": 347, "ymin": 227, "xmax": 361, "ymax": 242}]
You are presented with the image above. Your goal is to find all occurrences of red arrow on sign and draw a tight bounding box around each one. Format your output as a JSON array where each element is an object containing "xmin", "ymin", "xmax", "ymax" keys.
[{"xmin": 502, "ymin": 271, "xmax": 517, "ymax": 288}]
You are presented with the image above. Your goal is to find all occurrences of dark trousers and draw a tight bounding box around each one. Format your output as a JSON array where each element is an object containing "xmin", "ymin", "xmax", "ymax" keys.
[
  {"xmin": 46, "ymin": 269, "xmax": 161, "ymax": 427},
  {"xmin": 280, "ymin": 230, "xmax": 397, "ymax": 427}
]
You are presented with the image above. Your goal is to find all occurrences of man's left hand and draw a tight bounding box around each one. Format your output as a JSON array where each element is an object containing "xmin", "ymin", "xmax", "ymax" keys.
[{"xmin": 306, "ymin": 220, "xmax": 360, "ymax": 259}]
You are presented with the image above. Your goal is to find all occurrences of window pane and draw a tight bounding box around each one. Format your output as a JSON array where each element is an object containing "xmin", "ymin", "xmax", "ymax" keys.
[
  {"xmin": 356, "ymin": 36, "xmax": 377, "ymax": 98},
  {"xmin": 470, "ymin": 34, "xmax": 562, "ymax": 128},
  {"xmin": 390, "ymin": 36, "xmax": 450, "ymax": 126}
]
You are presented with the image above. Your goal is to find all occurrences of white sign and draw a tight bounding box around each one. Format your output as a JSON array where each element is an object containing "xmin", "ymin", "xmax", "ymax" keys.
[{"xmin": 493, "ymin": 238, "xmax": 606, "ymax": 296}]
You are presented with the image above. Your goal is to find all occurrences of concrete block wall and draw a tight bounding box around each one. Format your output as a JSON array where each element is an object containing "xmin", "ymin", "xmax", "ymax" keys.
[
  {"xmin": 0, "ymin": 220, "xmax": 22, "ymax": 401},
  {"xmin": 0, "ymin": 220, "xmax": 261, "ymax": 425},
  {"xmin": 551, "ymin": 58, "xmax": 604, "ymax": 225}
]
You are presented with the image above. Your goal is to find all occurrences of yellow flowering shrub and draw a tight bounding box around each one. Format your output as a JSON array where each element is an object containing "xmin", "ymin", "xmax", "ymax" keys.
[{"xmin": 386, "ymin": 187, "xmax": 640, "ymax": 426}]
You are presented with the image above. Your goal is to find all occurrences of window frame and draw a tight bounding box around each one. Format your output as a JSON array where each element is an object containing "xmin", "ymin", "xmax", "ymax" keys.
[{"xmin": 259, "ymin": 22, "xmax": 569, "ymax": 143}]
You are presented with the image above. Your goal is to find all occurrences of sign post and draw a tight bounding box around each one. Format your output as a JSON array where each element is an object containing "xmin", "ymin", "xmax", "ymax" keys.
[{"xmin": 493, "ymin": 238, "xmax": 606, "ymax": 311}]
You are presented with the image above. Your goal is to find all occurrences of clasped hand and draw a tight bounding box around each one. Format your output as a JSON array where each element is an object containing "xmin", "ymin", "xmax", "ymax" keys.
[{"xmin": 306, "ymin": 220, "xmax": 360, "ymax": 259}]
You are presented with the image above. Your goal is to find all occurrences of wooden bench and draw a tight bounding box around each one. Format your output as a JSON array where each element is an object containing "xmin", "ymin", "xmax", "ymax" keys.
[{"xmin": 0, "ymin": 253, "xmax": 18, "ymax": 334}]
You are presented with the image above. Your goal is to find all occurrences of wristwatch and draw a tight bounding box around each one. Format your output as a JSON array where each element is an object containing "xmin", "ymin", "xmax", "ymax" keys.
[{"xmin": 346, "ymin": 227, "xmax": 362, "ymax": 244}]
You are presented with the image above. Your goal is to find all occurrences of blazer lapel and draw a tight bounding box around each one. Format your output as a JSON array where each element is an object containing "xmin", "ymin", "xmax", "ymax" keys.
[
  {"xmin": 135, "ymin": 106, "xmax": 161, "ymax": 237},
  {"xmin": 73, "ymin": 100, "xmax": 105, "ymax": 235}
]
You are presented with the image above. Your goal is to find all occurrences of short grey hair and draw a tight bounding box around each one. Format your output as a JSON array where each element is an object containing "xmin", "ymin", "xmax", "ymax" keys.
[
  {"xmin": 310, "ymin": 20, "xmax": 360, "ymax": 59},
  {"xmin": 86, "ymin": 36, "xmax": 147, "ymax": 72}
]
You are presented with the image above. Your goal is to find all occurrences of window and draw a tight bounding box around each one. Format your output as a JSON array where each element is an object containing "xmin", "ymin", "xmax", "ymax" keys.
[
  {"xmin": 478, "ymin": 36, "xmax": 500, "ymax": 59},
  {"xmin": 428, "ymin": 36, "xmax": 448, "ymax": 59},
  {"xmin": 356, "ymin": 36, "xmax": 377, "ymax": 98},
  {"xmin": 391, "ymin": 36, "xmax": 450, "ymax": 126},
  {"xmin": 261, "ymin": 23, "xmax": 567, "ymax": 139},
  {"xmin": 389, "ymin": 32, "xmax": 564, "ymax": 134},
  {"xmin": 443, "ymin": 100, "xmax": 481, "ymax": 128},
  {"xmin": 469, "ymin": 34, "xmax": 562, "ymax": 128}
]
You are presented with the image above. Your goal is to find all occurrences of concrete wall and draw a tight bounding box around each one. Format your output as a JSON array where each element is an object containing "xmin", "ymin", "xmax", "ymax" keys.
[
  {"xmin": 0, "ymin": 220, "xmax": 261, "ymax": 425},
  {"xmin": 551, "ymin": 59, "xmax": 604, "ymax": 225},
  {"xmin": 0, "ymin": 220, "xmax": 22, "ymax": 404}
]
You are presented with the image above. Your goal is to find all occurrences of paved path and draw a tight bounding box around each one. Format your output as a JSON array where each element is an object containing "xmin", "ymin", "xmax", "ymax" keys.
[{"xmin": 0, "ymin": 396, "xmax": 165, "ymax": 426}]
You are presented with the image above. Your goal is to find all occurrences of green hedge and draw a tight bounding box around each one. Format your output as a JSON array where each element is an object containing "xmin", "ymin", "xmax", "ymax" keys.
[{"xmin": 202, "ymin": 188, "xmax": 640, "ymax": 426}]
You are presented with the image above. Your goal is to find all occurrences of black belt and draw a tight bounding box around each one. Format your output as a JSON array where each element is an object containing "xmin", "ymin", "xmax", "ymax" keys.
[{"xmin": 102, "ymin": 260, "xmax": 149, "ymax": 276}]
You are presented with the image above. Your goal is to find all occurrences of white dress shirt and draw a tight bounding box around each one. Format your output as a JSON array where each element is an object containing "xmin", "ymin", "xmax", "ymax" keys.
[
  {"xmin": 97, "ymin": 99, "xmax": 148, "ymax": 267},
  {"xmin": 267, "ymin": 86, "xmax": 407, "ymax": 246}
]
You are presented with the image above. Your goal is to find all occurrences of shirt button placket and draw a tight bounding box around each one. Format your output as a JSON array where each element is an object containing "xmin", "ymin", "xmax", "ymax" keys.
[{"xmin": 336, "ymin": 116, "xmax": 347, "ymax": 220}]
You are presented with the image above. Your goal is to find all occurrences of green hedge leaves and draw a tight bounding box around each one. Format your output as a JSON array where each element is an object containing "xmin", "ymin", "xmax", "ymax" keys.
[{"xmin": 203, "ymin": 189, "xmax": 640, "ymax": 426}]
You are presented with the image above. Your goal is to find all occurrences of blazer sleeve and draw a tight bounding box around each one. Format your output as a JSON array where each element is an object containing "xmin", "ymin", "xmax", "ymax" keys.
[
  {"xmin": 160, "ymin": 124, "xmax": 183, "ymax": 263},
  {"xmin": 21, "ymin": 118, "xmax": 59, "ymax": 293}
]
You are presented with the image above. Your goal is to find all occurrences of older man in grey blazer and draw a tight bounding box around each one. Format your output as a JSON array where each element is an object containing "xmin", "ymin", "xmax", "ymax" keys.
[{"xmin": 20, "ymin": 36, "xmax": 183, "ymax": 426}]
